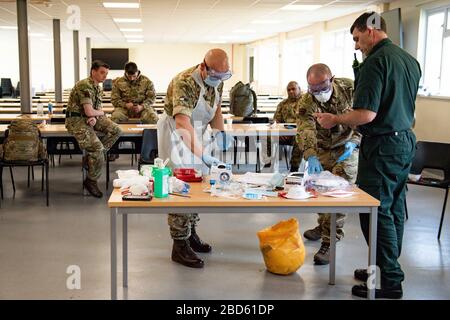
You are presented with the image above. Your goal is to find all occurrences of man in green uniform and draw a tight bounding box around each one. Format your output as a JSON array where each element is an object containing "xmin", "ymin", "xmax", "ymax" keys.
[
  {"xmin": 66, "ymin": 60, "xmax": 121, "ymax": 198},
  {"xmin": 111, "ymin": 62, "xmax": 159, "ymax": 124},
  {"xmin": 296, "ymin": 64, "xmax": 361, "ymax": 265},
  {"xmin": 315, "ymin": 12, "xmax": 420, "ymax": 298},
  {"xmin": 272, "ymin": 81, "xmax": 303, "ymax": 172},
  {"xmin": 158, "ymin": 49, "xmax": 233, "ymax": 268}
]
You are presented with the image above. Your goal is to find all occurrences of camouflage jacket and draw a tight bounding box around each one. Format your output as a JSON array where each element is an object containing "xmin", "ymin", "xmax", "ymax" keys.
[
  {"xmin": 66, "ymin": 77, "xmax": 102, "ymax": 115},
  {"xmin": 296, "ymin": 78, "xmax": 361, "ymax": 159},
  {"xmin": 273, "ymin": 96, "xmax": 301, "ymax": 123},
  {"xmin": 164, "ymin": 65, "xmax": 223, "ymax": 118},
  {"xmin": 111, "ymin": 74, "xmax": 156, "ymax": 110}
]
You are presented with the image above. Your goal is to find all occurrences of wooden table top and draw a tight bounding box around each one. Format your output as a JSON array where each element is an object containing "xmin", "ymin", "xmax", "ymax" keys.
[{"xmin": 108, "ymin": 183, "xmax": 380, "ymax": 208}]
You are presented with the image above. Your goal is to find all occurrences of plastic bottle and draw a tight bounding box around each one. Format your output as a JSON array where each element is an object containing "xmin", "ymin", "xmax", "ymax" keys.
[
  {"xmin": 209, "ymin": 179, "xmax": 217, "ymax": 196},
  {"xmin": 153, "ymin": 166, "xmax": 170, "ymax": 198},
  {"xmin": 37, "ymin": 100, "xmax": 44, "ymax": 116},
  {"xmin": 47, "ymin": 101, "xmax": 53, "ymax": 115}
]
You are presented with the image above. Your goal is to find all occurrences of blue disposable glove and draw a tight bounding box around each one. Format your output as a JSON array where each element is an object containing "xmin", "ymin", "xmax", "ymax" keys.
[
  {"xmin": 307, "ymin": 156, "xmax": 323, "ymax": 174},
  {"xmin": 336, "ymin": 141, "xmax": 358, "ymax": 163},
  {"xmin": 215, "ymin": 131, "xmax": 234, "ymax": 151},
  {"xmin": 202, "ymin": 154, "xmax": 222, "ymax": 167}
]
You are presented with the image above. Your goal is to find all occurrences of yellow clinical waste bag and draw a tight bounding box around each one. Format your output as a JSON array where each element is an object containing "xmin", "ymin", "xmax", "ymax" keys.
[{"xmin": 257, "ymin": 218, "xmax": 306, "ymax": 275}]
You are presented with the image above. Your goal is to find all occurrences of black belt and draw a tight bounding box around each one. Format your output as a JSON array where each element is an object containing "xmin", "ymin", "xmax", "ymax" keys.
[
  {"xmin": 66, "ymin": 111, "xmax": 83, "ymax": 118},
  {"xmin": 363, "ymin": 130, "xmax": 409, "ymax": 139}
]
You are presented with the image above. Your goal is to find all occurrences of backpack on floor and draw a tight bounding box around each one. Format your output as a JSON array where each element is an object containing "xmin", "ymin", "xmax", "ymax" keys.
[
  {"xmin": 229, "ymin": 81, "xmax": 257, "ymax": 117},
  {"xmin": 1, "ymin": 119, "xmax": 46, "ymax": 161}
]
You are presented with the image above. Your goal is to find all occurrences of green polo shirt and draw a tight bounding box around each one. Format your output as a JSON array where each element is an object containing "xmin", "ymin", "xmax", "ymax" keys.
[{"xmin": 353, "ymin": 38, "xmax": 421, "ymax": 136}]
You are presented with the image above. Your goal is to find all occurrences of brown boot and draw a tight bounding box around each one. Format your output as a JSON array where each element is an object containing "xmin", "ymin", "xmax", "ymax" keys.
[
  {"xmin": 83, "ymin": 178, "xmax": 103, "ymax": 198},
  {"xmin": 171, "ymin": 240, "xmax": 204, "ymax": 268},
  {"xmin": 188, "ymin": 227, "xmax": 212, "ymax": 253}
]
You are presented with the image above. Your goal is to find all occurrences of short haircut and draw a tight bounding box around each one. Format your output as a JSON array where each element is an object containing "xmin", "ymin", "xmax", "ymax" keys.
[
  {"xmin": 350, "ymin": 11, "xmax": 387, "ymax": 34},
  {"xmin": 124, "ymin": 62, "xmax": 138, "ymax": 75},
  {"xmin": 307, "ymin": 63, "xmax": 332, "ymax": 79},
  {"xmin": 90, "ymin": 60, "xmax": 110, "ymax": 73}
]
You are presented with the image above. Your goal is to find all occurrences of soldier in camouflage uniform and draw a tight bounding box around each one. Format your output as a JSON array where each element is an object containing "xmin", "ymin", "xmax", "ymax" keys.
[
  {"xmin": 65, "ymin": 60, "xmax": 121, "ymax": 198},
  {"xmin": 272, "ymin": 81, "xmax": 303, "ymax": 171},
  {"xmin": 111, "ymin": 62, "xmax": 159, "ymax": 124},
  {"xmin": 158, "ymin": 49, "xmax": 232, "ymax": 269},
  {"xmin": 296, "ymin": 63, "xmax": 361, "ymax": 265}
]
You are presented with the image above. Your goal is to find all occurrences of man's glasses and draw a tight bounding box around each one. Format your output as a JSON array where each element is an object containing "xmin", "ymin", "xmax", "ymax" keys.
[
  {"xmin": 307, "ymin": 76, "xmax": 334, "ymax": 95},
  {"xmin": 203, "ymin": 60, "xmax": 232, "ymax": 81}
]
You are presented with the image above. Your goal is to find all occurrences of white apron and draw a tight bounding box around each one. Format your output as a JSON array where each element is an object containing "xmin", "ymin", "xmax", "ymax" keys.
[{"xmin": 157, "ymin": 69, "xmax": 220, "ymax": 174}]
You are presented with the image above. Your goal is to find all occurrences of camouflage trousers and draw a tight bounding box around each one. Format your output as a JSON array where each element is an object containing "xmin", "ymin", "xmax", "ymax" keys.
[
  {"xmin": 168, "ymin": 213, "xmax": 200, "ymax": 240},
  {"xmin": 316, "ymin": 145, "xmax": 358, "ymax": 245},
  {"xmin": 66, "ymin": 116, "xmax": 121, "ymax": 181},
  {"xmin": 111, "ymin": 107, "xmax": 159, "ymax": 124}
]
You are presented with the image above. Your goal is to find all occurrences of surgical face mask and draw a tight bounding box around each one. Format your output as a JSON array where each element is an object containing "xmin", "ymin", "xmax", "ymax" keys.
[
  {"xmin": 313, "ymin": 89, "xmax": 332, "ymax": 103},
  {"xmin": 204, "ymin": 76, "xmax": 221, "ymax": 88}
]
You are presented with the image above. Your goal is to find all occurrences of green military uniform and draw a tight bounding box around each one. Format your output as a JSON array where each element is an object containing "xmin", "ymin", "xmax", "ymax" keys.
[
  {"xmin": 296, "ymin": 78, "xmax": 361, "ymax": 244},
  {"xmin": 353, "ymin": 38, "xmax": 420, "ymax": 288},
  {"xmin": 164, "ymin": 65, "xmax": 223, "ymax": 240},
  {"xmin": 111, "ymin": 74, "xmax": 159, "ymax": 124},
  {"xmin": 66, "ymin": 77, "xmax": 121, "ymax": 181},
  {"xmin": 273, "ymin": 96, "xmax": 302, "ymax": 171}
]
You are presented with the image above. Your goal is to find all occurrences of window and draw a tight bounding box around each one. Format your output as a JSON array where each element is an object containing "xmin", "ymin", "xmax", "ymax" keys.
[
  {"xmin": 422, "ymin": 6, "xmax": 450, "ymax": 97},
  {"xmin": 253, "ymin": 42, "xmax": 279, "ymax": 94},
  {"xmin": 320, "ymin": 29, "xmax": 361, "ymax": 80},
  {"xmin": 283, "ymin": 36, "xmax": 313, "ymax": 90}
]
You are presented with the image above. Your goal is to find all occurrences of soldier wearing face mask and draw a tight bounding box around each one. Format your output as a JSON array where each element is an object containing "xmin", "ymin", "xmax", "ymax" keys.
[{"xmin": 295, "ymin": 63, "xmax": 361, "ymax": 265}]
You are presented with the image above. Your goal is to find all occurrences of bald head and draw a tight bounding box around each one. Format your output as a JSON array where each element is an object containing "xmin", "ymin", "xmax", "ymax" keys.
[
  {"xmin": 306, "ymin": 63, "xmax": 332, "ymax": 86},
  {"xmin": 204, "ymin": 48, "xmax": 229, "ymax": 73}
]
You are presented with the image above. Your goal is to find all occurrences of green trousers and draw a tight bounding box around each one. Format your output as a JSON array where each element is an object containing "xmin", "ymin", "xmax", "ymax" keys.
[{"xmin": 357, "ymin": 130, "xmax": 416, "ymax": 288}]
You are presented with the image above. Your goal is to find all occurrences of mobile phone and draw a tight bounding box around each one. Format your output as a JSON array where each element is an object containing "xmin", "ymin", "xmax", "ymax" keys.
[
  {"xmin": 284, "ymin": 124, "xmax": 297, "ymax": 129},
  {"xmin": 122, "ymin": 194, "xmax": 153, "ymax": 201}
]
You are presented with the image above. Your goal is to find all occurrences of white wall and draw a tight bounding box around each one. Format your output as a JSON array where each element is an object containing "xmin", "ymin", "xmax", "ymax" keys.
[{"xmin": 92, "ymin": 42, "xmax": 235, "ymax": 93}]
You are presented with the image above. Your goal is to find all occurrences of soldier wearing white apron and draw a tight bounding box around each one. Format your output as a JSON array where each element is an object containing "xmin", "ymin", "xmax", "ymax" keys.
[{"xmin": 158, "ymin": 49, "xmax": 233, "ymax": 268}]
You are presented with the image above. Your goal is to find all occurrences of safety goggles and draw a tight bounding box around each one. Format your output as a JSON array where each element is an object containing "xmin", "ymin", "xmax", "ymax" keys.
[
  {"xmin": 204, "ymin": 60, "xmax": 232, "ymax": 81},
  {"xmin": 307, "ymin": 76, "xmax": 334, "ymax": 95}
]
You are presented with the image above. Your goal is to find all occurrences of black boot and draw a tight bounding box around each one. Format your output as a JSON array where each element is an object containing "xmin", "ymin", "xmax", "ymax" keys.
[
  {"xmin": 303, "ymin": 225, "xmax": 322, "ymax": 241},
  {"xmin": 83, "ymin": 178, "xmax": 103, "ymax": 198},
  {"xmin": 188, "ymin": 227, "xmax": 212, "ymax": 253},
  {"xmin": 313, "ymin": 242, "xmax": 330, "ymax": 265},
  {"xmin": 352, "ymin": 283, "xmax": 403, "ymax": 299},
  {"xmin": 354, "ymin": 269, "xmax": 369, "ymax": 282},
  {"xmin": 171, "ymin": 239, "xmax": 204, "ymax": 268}
]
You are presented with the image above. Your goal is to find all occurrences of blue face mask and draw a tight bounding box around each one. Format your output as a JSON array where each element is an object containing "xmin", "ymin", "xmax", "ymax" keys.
[{"xmin": 204, "ymin": 76, "xmax": 221, "ymax": 88}]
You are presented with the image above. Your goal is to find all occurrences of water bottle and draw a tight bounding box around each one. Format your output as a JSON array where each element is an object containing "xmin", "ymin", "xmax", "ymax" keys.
[
  {"xmin": 209, "ymin": 179, "xmax": 217, "ymax": 196},
  {"xmin": 47, "ymin": 101, "xmax": 53, "ymax": 115},
  {"xmin": 37, "ymin": 100, "xmax": 44, "ymax": 116}
]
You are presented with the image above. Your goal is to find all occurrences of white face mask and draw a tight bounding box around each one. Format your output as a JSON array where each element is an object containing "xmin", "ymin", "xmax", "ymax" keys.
[{"xmin": 313, "ymin": 89, "xmax": 332, "ymax": 103}]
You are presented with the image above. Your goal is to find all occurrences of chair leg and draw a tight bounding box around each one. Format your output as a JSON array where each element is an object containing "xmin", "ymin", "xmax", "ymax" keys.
[
  {"xmin": 27, "ymin": 166, "xmax": 30, "ymax": 187},
  {"xmin": 438, "ymin": 188, "xmax": 449, "ymax": 240},
  {"xmin": 41, "ymin": 164, "xmax": 44, "ymax": 191},
  {"xmin": 46, "ymin": 161, "xmax": 49, "ymax": 207},
  {"xmin": 404, "ymin": 197, "xmax": 408, "ymax": 220},
  {"xmin": 9, "ymin": 166, "xmax": 15, "ymax": 194},
  {"xmin": 32, "ymin": 166, "xmax": 34, "ymax": 180},
  {"xmin": 0, "ymin": 166, "xmax": 3, "ymax": 200},
  {"xmin": 106, "ymin": 154, "xmax": 110, "ymax": 190}
]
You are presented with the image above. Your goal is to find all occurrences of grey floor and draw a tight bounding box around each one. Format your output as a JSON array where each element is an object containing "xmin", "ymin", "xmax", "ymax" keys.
[{"xmin": 0, "ymin": 155, "xmax": 449, "ymax": 300}]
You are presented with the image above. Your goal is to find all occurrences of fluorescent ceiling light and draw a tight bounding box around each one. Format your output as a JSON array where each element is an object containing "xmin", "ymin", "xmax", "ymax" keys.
[
  {"xmin": 127, "ymin": 39, "xmax": 143, "ymax": 43},
  {"xmin": 233, "ymin": 29, "xmax": 256, "ymax": 33},
  {"xmin": 120, "ymin": 28, "xmax": 142, "ymax": 32},
  {"xmin": 29, "ymin": 33, "xmax": 45, "ymax": 37},
  {"xmin": 251, "ymin": 20, "xmax": 281, "ymax": 24},
  {"xmin": 124, "ymin": 34, "xmax": 143, "ymax": 38},
  {"xmin": 113, "ymin": 18, "xmax": 141, "ymax": 23},
  {"xmin": 0, "ymin": 26, "xmax": 18, "ymax": 30},
  {"xmin": 209, "ymin": 40, "xmax": 227, "ymax": 44},
  {"xmin": 103, "ymin": 2, "xmax": 139, "ymax": 9},
  {"xmin": 281, "ymin": 4, "xmax": 322, "ymax": 11}
]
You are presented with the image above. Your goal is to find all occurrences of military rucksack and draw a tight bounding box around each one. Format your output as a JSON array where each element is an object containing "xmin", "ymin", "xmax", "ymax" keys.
[
  {"xmin": 0, "ymin": 119, "xmax": 46, "ymax": 161},
  {"xmin": 229, "ymin": 81, "xmax": 257, "ymax": 117}
]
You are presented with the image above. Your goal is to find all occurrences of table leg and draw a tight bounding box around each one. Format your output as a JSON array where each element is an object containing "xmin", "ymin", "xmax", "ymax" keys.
[
  {"xmin": 329, "ymin": 212, "xmax": 336, "ymax": 285},
  {"xmin": 123, "ymin": 213, "xmax": 128, "ymax": 288},
  {"xmin": 111, "ymin": 208, "xmax": 117, "ymax": 300},
  {"xmin": 368, "ymin": 206, "xmax": 378, "ymax": 300}
]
